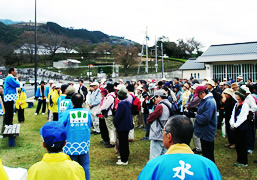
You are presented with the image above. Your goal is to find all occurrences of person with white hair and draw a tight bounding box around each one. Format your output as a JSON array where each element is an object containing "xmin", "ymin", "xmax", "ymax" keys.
[{"xmin": 88, "ymin": 82, "xmax": 101, "ymax": 135}]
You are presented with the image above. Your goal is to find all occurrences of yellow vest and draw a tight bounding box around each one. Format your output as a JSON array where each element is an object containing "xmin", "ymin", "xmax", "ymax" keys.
[
  {"xmin": 27, "ymin": 153, "xmax": 85, "ymax": 180},
  {"xmin": 0, "ymin": 159, "xmax": 9, "ymax": 180},
  {"xmin": 15, "ymin": 91, "xmax": 28, "ymax": 109},
  {"xmin": 48, "ymin": 90, "xmax": 59, "ymax": 112}
]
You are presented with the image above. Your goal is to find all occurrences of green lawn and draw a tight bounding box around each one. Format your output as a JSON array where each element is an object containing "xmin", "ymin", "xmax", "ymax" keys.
[{"xmin": 0, "ymin": 103, "xmax": 257, "ymax": 179}]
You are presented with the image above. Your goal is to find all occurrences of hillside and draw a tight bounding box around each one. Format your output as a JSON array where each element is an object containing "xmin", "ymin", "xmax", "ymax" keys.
[{"xmin": 0, "ymin": 19, "xmax": 137, "ymax": 45}]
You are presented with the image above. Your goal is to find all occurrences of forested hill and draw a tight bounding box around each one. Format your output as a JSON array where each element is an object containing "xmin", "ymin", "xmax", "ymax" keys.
[{"xmin": 0, "ymin": 20, "xmax": 135, "ymax": 45}]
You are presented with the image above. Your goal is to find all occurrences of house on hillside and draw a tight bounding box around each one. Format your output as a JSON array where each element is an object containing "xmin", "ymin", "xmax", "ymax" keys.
[
  {"xmin": 179, "ymin": 58, "xmax": 206, "ymax": 80},
  {"xmin": 53, "ymin": 59, "xmax": 81, "ymax": 68},
  {"xmin": 196, "ymin": 41, "xmax": 257, "ymax": 81}
]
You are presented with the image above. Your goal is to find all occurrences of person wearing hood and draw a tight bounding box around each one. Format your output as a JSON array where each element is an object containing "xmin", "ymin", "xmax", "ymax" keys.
[{"xmin": 194, "ymin": 86, "xmax": 217, "ymax": 163}]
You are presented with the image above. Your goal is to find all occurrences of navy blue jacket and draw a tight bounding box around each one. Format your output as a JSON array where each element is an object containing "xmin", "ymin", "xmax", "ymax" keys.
[
  {"xmin": 195, "ymin": 93, "xmax": 217, "ymax": 142},
  {"xmin": 114, "ymin": 100, "xmax": 133, "ymax": 131}
]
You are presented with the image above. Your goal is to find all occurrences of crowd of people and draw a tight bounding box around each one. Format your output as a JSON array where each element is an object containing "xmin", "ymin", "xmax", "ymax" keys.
[{"xmin": 1, "ymin": 67, "xmax": 257, "ymax": 179}]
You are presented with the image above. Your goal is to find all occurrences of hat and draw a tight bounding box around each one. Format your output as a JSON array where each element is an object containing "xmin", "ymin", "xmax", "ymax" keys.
[
  {"xmin": 162, "ymin": 78, "xmax": 167, "ymax": 81},
  {"xmin": 219, "ymin": 82, "xmax": 225, "ymax": 86},
  {"xmin": 142, "ymin": 92, "xmax": 149, "ymax": 98},
  {"xmin": 90, "ymin": 82, "xmax": 99, "ymax": 86},
  {"xmin": 194, "ymin": 86, "xmax": 207, "ymax": 97},
  {"xmin": 154, "ymin": 90, "xmax": 167, "ymax": 97},
  {"xmin": 106, "ymin": 84, "xmax": 114, "ymax": 92},
  {"xmin": 192, "ymin": 83, "xmax": 200, "ymax": 90},
  {"xmin": 100, "ymin": 89, "xmax": 108, "ymax": 96},
  {"xmin": 118, "ymin": 79, "xmax": 123, "ymax": 82},
  {"xmin": 56, "ymin": 84, "xmax": 61, "ymax": 89},
  {"xmin": 116, "ymin": 84, "xmax": 125, "ymax": 90},
  {"xmin": 225, "ymin": 81, "xmax": 231, "ymax": 87},
  {"xmin": 101, "ymin": 79, "xmax": 106, "ymax": 84},
  {"xmin": 235, "ymin": 88, "xmax": 246, "ymax": 99},
  {"xmin": 206, "ymin": 79, "xmax": 215, "ymax": 87},
  {"xmin": 183, "ymin": 83, "xmax": 190, "ymax": 89},
  {"xmin": 231, "ymin": 83, "xmax": 238, "ymax": 89},
  {"xmin": 117, "ymin": 88, "xmax": 128, "ymax": 98},
  {"xmin": 66, "ymin": 86, "xmax": 75, "ymax": 95},
  {"xmin": 49, "ymin": 80, "xmax": 54, "ymax": 84},
  {"xmin": 147, "ymin": 79, "xmax": 152, "ymax": 82},
  {"xmin": 40, "ymin": 121, "xmax": 67, "ymax": 147},
  {"xmin": 52, "ymin": 84, "xmax": 57, "ymax": 88},
  {"xmin": 136, "ymin": 86, "xmax": 143, "ymax": 91},
  {"xmin": 40, "ymin": 80, "xmax": 45, "ymax": 84},
  {"xmin": 237, "ymin": 75, "xmax": 243, "ymax": 80},
  {"xmin": 223, "ymin": 88, "xmax": 233, "ymax": 97},
  {"xmin": 241, "ymin": 85, "xmax": 251, "ymax": 94},
  {"xmin": 131, "ymin": 79, "xmax": 137, "ymax": 82},
  {"xmin": 152, "ymin": 79, "xmax": 156, "ymax": 83},
  {"xmin": 223, "ymin": 78, "xmax": 227, "ymax": 81},
  {"xmin": 109, "ymin": 78, "xmax": 113, "ymax": 82}
]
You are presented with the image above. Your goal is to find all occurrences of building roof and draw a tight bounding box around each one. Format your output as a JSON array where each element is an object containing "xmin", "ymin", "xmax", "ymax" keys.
[
  {"xmin": 196, "ymin": 41, "xmax": 257, "ymax": 63},
  {"xmin": 179, "ymin": 58, "xmax": 205, "ymax": 70}
]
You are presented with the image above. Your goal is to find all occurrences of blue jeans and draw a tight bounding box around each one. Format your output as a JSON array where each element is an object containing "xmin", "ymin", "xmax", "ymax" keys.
[
  {"xmin": 70, "ymin": 153, "xmax": 90, "ymax": 180},
  {"xmin": 149, "ymin": 140, "xmax": 167, "ymax": 160}
]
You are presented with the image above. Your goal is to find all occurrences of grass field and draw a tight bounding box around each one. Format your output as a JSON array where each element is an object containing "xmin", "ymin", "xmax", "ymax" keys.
[{"xmin": 1, "ymin": 104, "xmax": 257, "ymax": 179}]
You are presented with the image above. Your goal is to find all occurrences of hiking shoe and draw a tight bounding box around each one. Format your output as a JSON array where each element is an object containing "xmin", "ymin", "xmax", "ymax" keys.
[
  {"xmin": 193, "ymin": 149, "xmax": 202, "ymax": 154},
  {"xmin": 248, "ymin": 150, "xmax": 254, "ymax": 154},
  {"xmin": 229, "ymin": 144, "xmax": 235, "ymax": 149},
  {"xmin": 253, "ymin": 160, "xmax": 257, "ymax": 163},
  {"xmin": 141, "ymin": 137, "xmax": 149, "ymax": 141},
  {"xmin": 105, "ymin": 144, "xmax": 115, "ymax": 148},
  {"xmin": 224, "ymin": 143, "xmax": 231, "ymax": 147},
  {"xmin": 34, "ymin": 113, "xmax": 38, "ymax": 115},
  {"xmin": 234, "ymin": 163, "xmax": 248, "ymax": 167},
  {"xmin": 42, "ymin": 113, "xmax": 45, "ymax": 115},
  {"xmin": 116, "ymin": 160, "xmax": 128, "ymax": 165}
]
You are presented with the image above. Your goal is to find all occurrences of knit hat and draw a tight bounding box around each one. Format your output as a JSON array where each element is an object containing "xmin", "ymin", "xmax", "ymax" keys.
[
  {"xmin": 194, "ymin": 86, "xmax": 207, "ymax": 97},
  {"xmin": 66, "ymin": 86, "xmax": 75, "ymax": 95},
  {"xmin": 152, "ymin": 79, "xmax": 156, "ymax": 83},
  {"xmin": 223, "ymin": 88, "xmax": 233, "ymax": 97},
  {"xmin": 117, "ymin": 88, "xmax": 128, "ymax": 99},
  {"xmin": 100, "ymin": 89, "xmax": 108, "ymax": 96},
  {"xmin": 235, "ymin": 88, "xmax": 246, "ymax": 100}
]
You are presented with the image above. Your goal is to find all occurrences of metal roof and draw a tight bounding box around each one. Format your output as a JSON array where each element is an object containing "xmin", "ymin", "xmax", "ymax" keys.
[
  {"xmin": 179, "ymin": 58, "xmax": 205, "ymax": 70},
  {"xmin": 196, "ymin": 41, "xmax": 257, "ymax": 63}
]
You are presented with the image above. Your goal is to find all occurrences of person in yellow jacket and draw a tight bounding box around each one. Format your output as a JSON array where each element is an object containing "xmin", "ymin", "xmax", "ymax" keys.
[
  {"xmin": 48, "ymin": 84, "xmax": 59, "ymax": 121},
  {"xmin": 27, "ymin": 121, "xmax": 85, "ymax": 180},
  {"xmin": 0, "ymin": 158, "xmax": 9, "ymax": 180},
  {"xmin": 15, "ymin": 88, "xmax": 27, "ymax": 123},
  {"xmin": 182, "ymin": 83, "xmax": 191, "ymax": 108}
]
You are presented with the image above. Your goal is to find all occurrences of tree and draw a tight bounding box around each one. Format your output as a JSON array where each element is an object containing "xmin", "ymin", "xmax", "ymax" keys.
[
  {"xmin": 187, "ymin": 37, "xmax": 203, "ymax": 56},
  {"xmin": 112, "ymin": 45, "xmax": 138, "ymax": 76},
  {"xmin": 94, "ymin": 42, "xmax": 112, "ymax": 57}
]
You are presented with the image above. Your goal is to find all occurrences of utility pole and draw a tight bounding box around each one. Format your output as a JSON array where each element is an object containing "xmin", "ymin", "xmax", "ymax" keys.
[
  {"xmin": 161, "ymin": 42, "xmax": 164, "ymax": 78},
  {"xmin": 34, "ymin": 0, "xmax": 37, "ymax": 95},
  {"xmin": 145, "ymin": 27, "xmax": 148, "ymax": 73},
  {"xmin": 155, "ymin": 36, "xmax": 158, "ymax": 73}
]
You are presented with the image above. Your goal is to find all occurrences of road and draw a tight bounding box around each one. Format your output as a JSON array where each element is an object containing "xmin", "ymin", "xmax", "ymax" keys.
[{"xmin": 23, "ymin": 84, "xmax": 36, "ymax": 98}]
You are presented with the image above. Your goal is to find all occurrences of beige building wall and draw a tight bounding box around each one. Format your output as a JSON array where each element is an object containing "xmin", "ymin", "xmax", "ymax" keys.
[{"xmin": 182, "ymin": 69, "xmax": 207, "ymax": 80}]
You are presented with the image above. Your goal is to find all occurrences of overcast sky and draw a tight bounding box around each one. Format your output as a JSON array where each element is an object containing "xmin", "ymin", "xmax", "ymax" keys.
[{"xmin": 1, "ymin": 0, "xmax": 257, "ymax": 50}]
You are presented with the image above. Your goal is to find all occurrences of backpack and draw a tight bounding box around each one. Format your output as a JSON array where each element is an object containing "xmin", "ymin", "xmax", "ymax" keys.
[
  {"xmin": 130, "ymin": 94, "xmax": 141, "ymax": 115},
  {"xmin": 110, "ymin": 94, "xmax": 120, "ymax": 116},
  {"xmin": 157, "ymin": 101, "xmax": 174, "ymax": 129}
]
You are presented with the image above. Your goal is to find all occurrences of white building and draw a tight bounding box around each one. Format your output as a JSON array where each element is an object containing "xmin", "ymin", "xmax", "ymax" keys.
[
  {"xmin": 196, "ymin": 41, "xmax": 257, "ymax": 81},
  {"xmin": 179, "ymin": 58, "xmax": 206, "ymax": 80},
  {"xmin": 53, "ymin": 59, "xmax": 81, "ymax": 69}
]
